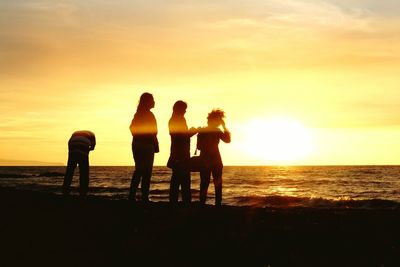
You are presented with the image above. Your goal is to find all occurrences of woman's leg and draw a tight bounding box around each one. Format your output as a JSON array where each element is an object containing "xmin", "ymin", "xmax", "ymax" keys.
[
  {"xmin": 129, "ymin": 147, "xmax": 144, "ymax": 201},
  {"xmin": 181, "ymin": 168, "xmax": 192, "ymax": 204},
  {"xmin": 200, "ymin": 169, "xmax": 211, "ymax": 205},
  {"xmin": 140, "ymin": 149, "xmax": 154, "ymax": 203},
  {"xmin": 169, "ymin": 168, "xmax": 180, "ymax": 204},
  {"xmin": 212, "ymin": 166, "xmax": 223, "ymax": 206},
  {"xmin": 129, "ymin": 172, "xmax": 141, "ymax": 201}
]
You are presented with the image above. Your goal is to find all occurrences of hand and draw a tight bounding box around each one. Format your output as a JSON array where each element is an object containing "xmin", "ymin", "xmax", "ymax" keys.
[
  {"xmin": 188, "ymin": 127, "xmax": 198, "ymax": 134},
  {"xmin": 221, "ymin": 119, "xmax": 226, "ymax": 128}
]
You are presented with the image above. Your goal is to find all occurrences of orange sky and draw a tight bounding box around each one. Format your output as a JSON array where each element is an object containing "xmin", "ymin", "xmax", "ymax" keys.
[{"xmin": 1, "ymin": 1, "xmax": 400, "ymax": 165}]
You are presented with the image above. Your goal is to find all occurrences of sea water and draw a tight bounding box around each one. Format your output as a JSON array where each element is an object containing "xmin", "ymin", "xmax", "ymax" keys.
[{"xmin": 1, "ymin": 166, "xmax": 399, "ymax": 208}]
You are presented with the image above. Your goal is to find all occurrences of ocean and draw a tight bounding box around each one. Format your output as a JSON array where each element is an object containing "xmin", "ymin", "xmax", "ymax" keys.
[{"xmin": 1, "ymin": 166, "xmax": 399, "ymax": 208}]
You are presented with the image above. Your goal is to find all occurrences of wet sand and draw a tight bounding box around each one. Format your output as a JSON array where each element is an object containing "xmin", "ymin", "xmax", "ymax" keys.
[{"xmin": 0, "ymin": 188, "xmax": 399, "ymax": 267}]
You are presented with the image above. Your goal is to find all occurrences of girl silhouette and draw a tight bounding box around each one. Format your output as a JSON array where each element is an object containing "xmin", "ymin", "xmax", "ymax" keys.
[
  {"xmin": 197, "ymin": 109, "xmax": 231, "ymax": 206},
  {"xmin": 129, "ymin": 92, "xmax": 159, "ymax": 202}
]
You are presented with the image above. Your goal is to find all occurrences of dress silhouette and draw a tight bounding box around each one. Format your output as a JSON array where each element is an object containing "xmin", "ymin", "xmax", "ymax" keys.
[
  {"xmin": 198, "ymin": 109, "xmax": 231, "ymax": 206},
  {"xmin": 62, "ymin": 130, "xmax": 96, "ymax": 197},
  {"xmin": 167, "ymin": 101, "xmax": 198, "ymax": 204},
  {"xmin": 129, "ymin": 92, "xmax": 159, "ymax": 202}
]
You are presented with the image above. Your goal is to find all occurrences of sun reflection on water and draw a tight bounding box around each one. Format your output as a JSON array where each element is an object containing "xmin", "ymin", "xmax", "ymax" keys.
[{"xmin": 269, "ymin": 185, "xmax": 299, "ymax": 197}]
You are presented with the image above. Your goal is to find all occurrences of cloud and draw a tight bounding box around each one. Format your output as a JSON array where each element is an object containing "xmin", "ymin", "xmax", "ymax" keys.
[
  {"xmin": 0, "ymin": 0, "xmax": 399, "ymax": 79},
  {"xmin": 327, "ymin": 0, "xmax": 400, "ymax": 17},
  {"xmin": 200, "ymin": 0, "xmax": 374, "ymax": 33},
  {"xmin": 200, "ymin": 18, "xmax": 260, "ymax": 29}
]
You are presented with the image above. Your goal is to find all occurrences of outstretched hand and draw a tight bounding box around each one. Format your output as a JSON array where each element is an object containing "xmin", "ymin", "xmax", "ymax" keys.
[{"xmin": 189, "ymin": 127, "xmax": 199, "ymax": 134}]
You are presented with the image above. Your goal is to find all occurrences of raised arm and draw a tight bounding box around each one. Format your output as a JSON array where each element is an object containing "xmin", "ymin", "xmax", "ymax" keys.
[{"xmin": 220, "ymin": 121, "xmax": 231, "ymax": 143}]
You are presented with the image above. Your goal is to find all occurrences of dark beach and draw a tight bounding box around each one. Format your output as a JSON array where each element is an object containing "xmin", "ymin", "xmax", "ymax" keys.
[{"xmin": 1, "ymin": 188, "xmax": 399, "ymax": 267}]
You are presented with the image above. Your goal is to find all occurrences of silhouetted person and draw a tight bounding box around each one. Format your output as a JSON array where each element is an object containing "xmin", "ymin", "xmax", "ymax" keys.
[
  {"xmin": 62, "ymin": 130, "xmax": 96, "ymax": 197},
  {"xmin": 129, "ymin": 92, "xmax": 159, "ymax": 203},
  {"xmin": 167, "ymin": 101, "xmax": 198, "ymax": 205},
  {"xmin": 198, "ymin": 109, "xmax": 231, "ymax": 206}
]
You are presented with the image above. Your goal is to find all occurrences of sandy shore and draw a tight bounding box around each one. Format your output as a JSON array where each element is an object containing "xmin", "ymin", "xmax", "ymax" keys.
[{"xmin": 0, "ymin": 188, "xmax": 399, "ymax": 267}]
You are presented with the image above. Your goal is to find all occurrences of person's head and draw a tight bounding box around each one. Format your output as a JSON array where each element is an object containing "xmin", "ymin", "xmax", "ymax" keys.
[
  {"xmin": 207, "ymin": 109, "xmax": 225, "ymax": 127},
  {"xmin": 172, "ymin": 100, "xmax": 187, "ymax": 115},
  {"xmin": 137, "ymin": 92, "xmax": 155, "ymax": 111}
]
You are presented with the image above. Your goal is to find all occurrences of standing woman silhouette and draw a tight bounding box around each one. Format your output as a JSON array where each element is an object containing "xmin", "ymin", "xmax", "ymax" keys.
[
  {"xmin": 198, "ymin": 109, "xmax": 231, "ymax": 206},
  {"xmin": 167, "ymin": 100, "xmax": 198, "ymax": 205},
  {"xmin": 129, "ymin": 92, "xmax": 159, "ymax": 202}
]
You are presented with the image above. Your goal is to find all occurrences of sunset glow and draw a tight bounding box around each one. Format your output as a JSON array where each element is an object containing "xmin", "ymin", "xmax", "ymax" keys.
[
  {"xmin": 1, "ymin": 1, "xmax": 400, "ymax": 165},
  {"xmin": 239, "ymin": 118, "xmax": 314, "ymax": 163}
]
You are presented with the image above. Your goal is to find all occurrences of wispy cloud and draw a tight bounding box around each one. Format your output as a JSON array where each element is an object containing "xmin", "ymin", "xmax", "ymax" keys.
[
  {"xmin": 1, "ymin": 0, "xmax": 399, "ymax": 78},
  {"xmin": 200, "ymin": 0, "xmax": 374, "ymax": 34},
  {"xmin": 328, "ymin": 0, "xmax": 400, "ymax": 18}
]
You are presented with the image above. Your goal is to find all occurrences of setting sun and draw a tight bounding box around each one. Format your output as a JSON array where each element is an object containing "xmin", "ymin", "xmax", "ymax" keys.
[{"xmin": 240, "ymin": 118, "xmax": 314, "ymax": 163}]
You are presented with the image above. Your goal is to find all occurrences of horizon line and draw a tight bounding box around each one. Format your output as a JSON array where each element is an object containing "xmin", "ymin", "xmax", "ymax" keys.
[{"xmin": 2, "ymin": 164, "xmax": 400, "ymax": 167}]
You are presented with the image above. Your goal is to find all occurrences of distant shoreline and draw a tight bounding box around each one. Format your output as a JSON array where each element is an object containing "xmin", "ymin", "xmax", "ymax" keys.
[
  {"xmin": 0, "ymin": 159, "xmax": 63, "ymax": 166},
  {"xmin": 2, "ymin": 164, "xmax": 400, "ymax": 167},
  {"xmin": 0, "ymin": 163, "xmax": 400, "ymax": 168}
]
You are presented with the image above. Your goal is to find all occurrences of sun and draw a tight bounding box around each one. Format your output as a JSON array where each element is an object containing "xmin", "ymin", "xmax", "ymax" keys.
[{"xmin": 240, "ymin": 117, "xmax": 314, "ymax": 163}]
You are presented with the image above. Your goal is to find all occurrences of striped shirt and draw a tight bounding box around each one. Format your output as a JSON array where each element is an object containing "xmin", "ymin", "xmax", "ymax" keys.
[{"xmin": 68, "ymin": 130, "xmax": 96, "ymax": 155}]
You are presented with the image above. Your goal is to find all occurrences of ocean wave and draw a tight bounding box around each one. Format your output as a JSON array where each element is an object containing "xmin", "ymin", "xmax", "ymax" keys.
[
  {"xmin": 231, "ymin": 195, "xmax": 400, "ymax": 209},
  {"xmin": 37, "ymin": 172, "xmax": 64, "ymax": 177},
  {"xmin": 0, "ymin": 173, "xmax": 31, "ymax": 179},
  {"xmin": 0, "ymin": 172, "xmax": 64, "ymax": 178},
  {"xmin": 2, "ymin": 166, "xmax": 400, "ymax": 209},
  {"xmin": 150, "ymin": 188, "xmax": 200, "ymax": 195}
]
